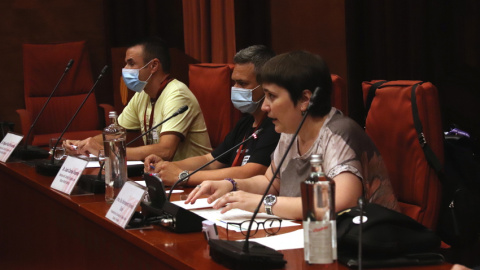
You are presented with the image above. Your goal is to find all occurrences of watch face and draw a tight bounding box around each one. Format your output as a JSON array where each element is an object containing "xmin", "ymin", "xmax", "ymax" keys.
[
  {"xmin": 179, "ymin": 171, "xmax": 189, "ymax": 179},
  {"xmin": 264, "ymin": 195, "xmax": 276, "ymax": 205}
]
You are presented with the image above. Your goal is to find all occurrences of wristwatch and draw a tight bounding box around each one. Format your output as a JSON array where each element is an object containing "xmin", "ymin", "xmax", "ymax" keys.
[
  {"xmin": 178, "ymin": 170, "xmax": 189, "ymax": 185},
  {"xmin": 264, "ymin": 194, "xmax": 277, "ymax": 215}
]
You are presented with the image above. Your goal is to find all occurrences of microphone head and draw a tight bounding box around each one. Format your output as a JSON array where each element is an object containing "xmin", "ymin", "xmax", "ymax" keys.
[
  {"xmin": 307, "ymin": 86, "xmax": 321, "ymax": 111},
  {"xmin": 358, "ymin": 197, "xmax": 365, "ymax": 209},
  {"xmin": 65, "ymin": 59, "xmax": 74, "ymax": 72},
  {"xmin": 177, "ymin": 105, "xmax": 188, "ymax": 114},
  {"xmin": 97, "ymin": 65, "xmax": 109, "ymax": 80},
  {"xmin": 251, "ymin": 128, "xmax": 263, "ymax": 140}
]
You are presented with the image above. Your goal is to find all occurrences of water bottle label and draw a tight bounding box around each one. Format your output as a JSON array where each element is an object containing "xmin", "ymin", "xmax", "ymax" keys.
[{"xmin": 305, "ymin": 221, "xmax": 333, "ymax": 264}]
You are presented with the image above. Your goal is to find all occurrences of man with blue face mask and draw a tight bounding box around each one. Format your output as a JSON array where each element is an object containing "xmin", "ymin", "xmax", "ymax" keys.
[
  {"xmin": 144, "ymin": 45, "xmax": 281, "ymax": 187},
  {"xmin": 64, "ymin": 37, "xmax": 212, "ymax": 161}
]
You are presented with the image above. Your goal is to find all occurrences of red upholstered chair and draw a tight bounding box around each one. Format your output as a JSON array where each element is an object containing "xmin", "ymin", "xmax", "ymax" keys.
[
  {"xmin": 188, "ymin": 66, "xmax": 348, "ymax": 149},
  {"xmin": 17, "ymin": 41, "xmax": 108, "ymax": 147},
  {"xmin": 362, "ymin": 80, "xmax": 444, "ymax": 230},
  {"xmin": 331, "ymin": 74, "xmax": 348, "ymax": 114},
  {"xmin": 188, "ymin": 63, "xmax": 242, "ymax": 149}
]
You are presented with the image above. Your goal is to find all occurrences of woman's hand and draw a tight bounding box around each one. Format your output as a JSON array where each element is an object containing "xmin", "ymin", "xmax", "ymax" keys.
[
  {"xmin": 185, "ymin": 180, "xmax": 232, "ymax": 204},
  {"xmin": 213, "ymin": 190, "xmax": 263, "ymax": 214}
]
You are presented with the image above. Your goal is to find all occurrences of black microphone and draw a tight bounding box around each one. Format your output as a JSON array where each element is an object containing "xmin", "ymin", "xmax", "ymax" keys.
[
  {"xmin": 138, "ymin": 128, "xmax": 263, "ymax": 233},
  {"xmin": 166, "ymin": 128, "xmax": 263, "ymax": 201},
  {"xmin": 126, "ymin": 105, "xmax": 188, "ymax": 147},
  {"xmin": 14, "ymin": 59, "xmax": 74, "ymax": 160},
  {"xmin": 208, "ymin": 86, "xmax": 321, "ymax": 270},
  {"xmin": 35, "ymin": 65, "xmax": 109, "ymax": 176},
  {"xmin": 358, "ymin": 197, "xmax": 365, "ymax": 270}
]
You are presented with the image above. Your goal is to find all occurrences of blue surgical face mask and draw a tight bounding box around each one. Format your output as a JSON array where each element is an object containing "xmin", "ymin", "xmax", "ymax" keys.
[
  {"xmin": 231, "ymin": 85, "xmax": 265, "ymax": 114},
  {"xmin": 122, "ymin": 60, "xmax": 153, "ymax": 93}
]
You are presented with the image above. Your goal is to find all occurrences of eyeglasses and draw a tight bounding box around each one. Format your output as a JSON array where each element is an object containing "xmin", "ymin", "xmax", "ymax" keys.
[{"xmin": 226, "ymin": 218, "xmax": 282, "ymax": 237}]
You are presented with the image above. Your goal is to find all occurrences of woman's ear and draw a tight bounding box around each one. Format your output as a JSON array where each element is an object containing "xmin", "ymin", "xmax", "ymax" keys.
[{"xmin": 300, "ymin": 89, "xmax": 312, "ymax": 111}]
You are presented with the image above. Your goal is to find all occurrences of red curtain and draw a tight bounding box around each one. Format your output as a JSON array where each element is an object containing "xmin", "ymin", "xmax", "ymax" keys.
[{"xmin": 182, "ymin": 0, "xmax": 236, "ymax": 63}]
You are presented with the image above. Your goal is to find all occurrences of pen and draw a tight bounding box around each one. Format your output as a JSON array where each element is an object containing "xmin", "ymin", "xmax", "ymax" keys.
[{"xmin": 149, "ymin": 164, "xmax": 155, "ymax": 170}]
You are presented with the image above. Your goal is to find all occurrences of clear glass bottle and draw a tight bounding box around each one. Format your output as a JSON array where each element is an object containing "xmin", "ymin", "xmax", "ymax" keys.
[
  {"xmin": 300, "ymin": 154, "xmax": 336, "ymax": 264},
  {"xmin": 103, "ymin": 111, "xmax": 127, "ymax": 203}
]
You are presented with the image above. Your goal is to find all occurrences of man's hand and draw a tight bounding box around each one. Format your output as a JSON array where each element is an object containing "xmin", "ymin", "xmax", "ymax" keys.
[
  {"xmin": 64, "ymin": 137, "xmax": 103, "ymax": 156},
  {"xmin": 64, "ymin": 139, "xmax": 80, "ymax": 155},
  {"xmin": 153, "ymin": 161, "xmax": 183, "ymax": 186},
  {"xmin": 144, "ymin": 154, "xmax": 163, "ymax": 172}
]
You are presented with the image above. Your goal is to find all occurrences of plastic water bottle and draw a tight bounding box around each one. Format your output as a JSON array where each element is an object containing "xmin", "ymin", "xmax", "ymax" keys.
[
  {"xmin": 103, "ymin": 111, "xmax": 127, "ymax": 203},
  {"xmin": 300, "ymin": 154, "xmax": 336, "ymax": 264}
]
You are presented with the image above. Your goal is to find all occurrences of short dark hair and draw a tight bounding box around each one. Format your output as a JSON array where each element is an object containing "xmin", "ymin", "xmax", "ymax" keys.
[
  {"xmin": 130, "ymin": 37, "xmax": 171, "ymax": 73},
  {"xmin": 233, "ymin": 45, "xmax": 275, "ymax": 79},
  {"xmin": 259, "ymin": 51, "xmax": 332, "ymax": 117}
]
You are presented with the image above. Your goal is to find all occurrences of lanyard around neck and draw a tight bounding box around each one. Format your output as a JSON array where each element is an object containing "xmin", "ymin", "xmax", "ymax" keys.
[
  {"xmin": 143, "ymin": 76, "xmax": 173, "ymax": 135},
  {"xmin": 231, "ymin": 113, "xmax": 267, "ymax": 167}
]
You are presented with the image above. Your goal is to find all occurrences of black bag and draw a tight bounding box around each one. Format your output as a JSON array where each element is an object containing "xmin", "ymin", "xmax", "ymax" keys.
[
  {"xmin": 437, "ymin": 131, "xmax": 480, "ymax": 247},
  {"xmin": 336, "ymin": 203, "xmax": 444, "ymax": 268}
]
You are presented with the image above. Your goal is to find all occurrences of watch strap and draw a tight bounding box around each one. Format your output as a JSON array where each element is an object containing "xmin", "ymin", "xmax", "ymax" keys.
[{"xmin": 265, "ymin": 205, "xmax": 274, "ymax": 215}]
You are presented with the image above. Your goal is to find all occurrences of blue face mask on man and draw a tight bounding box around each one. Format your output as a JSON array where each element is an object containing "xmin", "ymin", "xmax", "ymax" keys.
[
  {"xmin": 231, "ymin": 85, "xmax": 265, "ymax": 114},
  {"xmin": 122, "ymin": 60, "xmax": 153, "ymax": 92}
]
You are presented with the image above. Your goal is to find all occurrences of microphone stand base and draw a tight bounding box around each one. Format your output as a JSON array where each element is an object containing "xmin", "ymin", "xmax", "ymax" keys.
[
  {"xmin": 35, "ymin": 160, "xmax": 64, "ymax": 176},
  {"xmin": 13, "ymin": 145, "xmax": 50, "ymax": 160},
  {"xmin": 77, "ymin": 175, "xmax": 105, "ymax": 194},
  {"xmin": 209, "ymin": 239, "xmax": 286, "ymax": 270}
]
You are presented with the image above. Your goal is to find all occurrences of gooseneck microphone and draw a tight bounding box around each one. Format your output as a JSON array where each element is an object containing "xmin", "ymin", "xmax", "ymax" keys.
[
  {"xmin": 121, "ymin": 105, "xmax": 189, "ymax": 178},
  {"xmin": 14, "ymin": 59, "xmax": 74, "ymax": 160},
  {"xmin": 36, "ymin": 65, "xmax": 109, "ymax": 176},
  {"xmin": 166, "ymin": 128, "xmax": 263, "ymax": 201},
  {"xmin": 358, "ymin": 197, "xmax": 365, "ymax": 270},
  {"xmin": 208, "ymin": 86, "xmax": 321, "ymax": 269},
  {"xmin": 126, "ymin": 105, "xmax": 188, "ymax": 147},
  {"xmin": 139, "ymin": 128, "xmax": 263, "ymax": 233}
]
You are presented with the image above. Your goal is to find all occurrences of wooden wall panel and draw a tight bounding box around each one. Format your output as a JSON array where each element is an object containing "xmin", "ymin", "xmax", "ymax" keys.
[
  {"xmin": 0, "ymin": 0, "xmax": 109, "ymax": 134},
  {"xmin": 269, "ymin": 0, "xmax": 347, "ymax": 86}
]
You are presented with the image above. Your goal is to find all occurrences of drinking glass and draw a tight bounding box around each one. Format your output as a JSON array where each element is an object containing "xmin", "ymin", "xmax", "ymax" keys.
[
  {"xmin": 97, "ymin": 149, "xmax": 106, "ymax": 180},
  {"xmin": 49, "ymin": 137, "xmax": 66, "ymax": 160},
  {"xmin": 98, "ymin": 149, "xmax": 106, "ymax": 167}
]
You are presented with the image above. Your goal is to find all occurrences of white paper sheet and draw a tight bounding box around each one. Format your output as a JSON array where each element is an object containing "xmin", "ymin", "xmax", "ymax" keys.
[
  {"xmin": 172, "ymin": 198, "xmax": 214, "ymax": 210},
  {"xmin": 135, "ymin": 180, "xmax": 183, "ymax": 194},
  {"xmin": 245, "ymin": 229, "xmax": 304, "ymax": 251},
  {"xmin": 190, "ymin": 207, "xmax": 300, "ymax": 232},
  {"xmin": 86, "ymin": 160, "xmax": 144, "ymax": 168}
]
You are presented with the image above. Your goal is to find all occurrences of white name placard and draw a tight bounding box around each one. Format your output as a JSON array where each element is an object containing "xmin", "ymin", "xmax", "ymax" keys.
[
  {"xmin": 0, "ymin": 132, "xmax": 23, "ymax": 162},
  {"xmin": 50, "ymin": 156, "xmax": 88, "ymax": 195},
  {"xmin": 106, "ymin": 181, "xmax": 146, "ymax": 228}
]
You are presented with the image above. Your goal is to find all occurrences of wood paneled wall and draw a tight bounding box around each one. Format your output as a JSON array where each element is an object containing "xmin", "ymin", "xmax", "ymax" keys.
[{"xmin": 0, "ymin": 0, "xmax": 110, "ymax": 134}]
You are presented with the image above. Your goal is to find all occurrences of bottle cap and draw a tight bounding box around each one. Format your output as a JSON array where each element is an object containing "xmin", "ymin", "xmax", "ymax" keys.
[
  {"xmin": 109, "ymin": 111, "xmax": 118, "ymax": 118},
  {"xmin": 310, "ymin": 154, "xmax": 322, "ymax": 164}
]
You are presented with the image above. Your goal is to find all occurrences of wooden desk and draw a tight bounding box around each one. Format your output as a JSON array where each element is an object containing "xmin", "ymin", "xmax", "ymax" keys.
[{"xmin": 0, "ymin": 161, "xmax": 452, "ymax": 270}]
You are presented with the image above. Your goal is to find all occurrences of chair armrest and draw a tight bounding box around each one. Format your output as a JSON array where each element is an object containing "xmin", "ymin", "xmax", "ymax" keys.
[{"xmin": 16, "ymin": 109, "xmax": 32, "ymax": 143}]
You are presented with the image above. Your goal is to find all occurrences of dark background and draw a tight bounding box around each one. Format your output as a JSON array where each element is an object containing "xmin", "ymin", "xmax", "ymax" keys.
[{"xmin": 1, "ymin": 0, "xmax": 479, "ymax": 140}]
